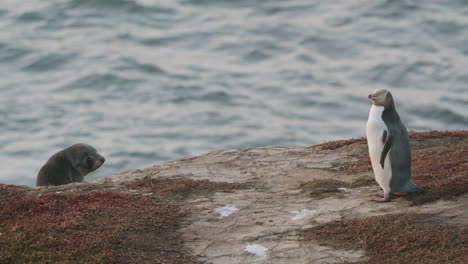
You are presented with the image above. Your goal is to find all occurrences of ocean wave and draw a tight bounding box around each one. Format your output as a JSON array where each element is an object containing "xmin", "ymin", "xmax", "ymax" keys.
[{"xmin": 0, "ymin": 0, "xmax": 467, "ymax": 186}]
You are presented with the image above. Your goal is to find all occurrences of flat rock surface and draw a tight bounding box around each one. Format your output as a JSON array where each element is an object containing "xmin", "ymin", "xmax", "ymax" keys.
[{"xmin": 91, "ymin": 143, "xmax": 467, "ymax": 264}]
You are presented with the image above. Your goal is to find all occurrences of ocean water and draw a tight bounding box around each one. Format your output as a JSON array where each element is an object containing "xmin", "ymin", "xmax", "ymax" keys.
[{"xmin": 1, "ymin": 0, "xmax": 467, "ymax": 187}]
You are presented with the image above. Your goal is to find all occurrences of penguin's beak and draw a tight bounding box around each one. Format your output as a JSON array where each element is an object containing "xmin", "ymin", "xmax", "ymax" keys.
[{"xmin": 368, "ymin": 94, "xmax": 375, "ymax": 100}]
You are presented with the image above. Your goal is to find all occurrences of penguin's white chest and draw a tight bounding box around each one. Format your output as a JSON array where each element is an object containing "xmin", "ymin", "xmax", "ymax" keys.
[{"xmin": 366, "ymin": 105, "xmax": 392, "ymax": 193}]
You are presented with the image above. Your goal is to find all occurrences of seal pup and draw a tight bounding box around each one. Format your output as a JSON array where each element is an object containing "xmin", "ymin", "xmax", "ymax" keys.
[
  {"xmin": 36, "ymin": 143, "xmax": 105, "ymax": 187},
  {"xmin": 366, "ymin": 89, "xmax": 420, "ymax": 202}
]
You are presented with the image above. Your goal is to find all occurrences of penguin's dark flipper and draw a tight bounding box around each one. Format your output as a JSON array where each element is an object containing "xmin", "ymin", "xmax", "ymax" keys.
[{"xmin": 380, "ymin": 134, "xmax": 393, "ymax": 169}]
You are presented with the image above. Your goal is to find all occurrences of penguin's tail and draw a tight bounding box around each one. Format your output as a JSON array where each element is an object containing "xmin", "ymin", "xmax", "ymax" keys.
[
  {"xmin": 404, "ymin": 181, "xmax": 425, "ymax": 193},
  {"xmin": 413, "ymin": 185, "xmax": 426, "ymax": 193},
  {"xmin": 407, "ymin": 180, "xmax": 427, "ymax": 193}
]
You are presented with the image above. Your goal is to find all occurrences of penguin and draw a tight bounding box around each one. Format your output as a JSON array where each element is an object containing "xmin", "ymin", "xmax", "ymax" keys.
[{"xmin": 366, "ymin": 89, "xmax": 420, "ymax": 202}]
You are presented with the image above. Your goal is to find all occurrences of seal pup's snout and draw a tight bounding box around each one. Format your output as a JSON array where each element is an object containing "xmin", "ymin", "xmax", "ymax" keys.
[{"xmin": 95, "ymin": 155, "xmax": 105, "ymax": 169}]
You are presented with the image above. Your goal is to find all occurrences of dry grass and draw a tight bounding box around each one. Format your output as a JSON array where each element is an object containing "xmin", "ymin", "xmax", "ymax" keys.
[
  {"xmin": 300, "ymin": 213, "xmax": 468, "ymax": 264},
  {"xmin": 298, "ymin": 179, "xmax": 349, "ymax": 199},
  {"xmin": 298, "ymin": 177, "xmax": 376, "ymax": 200},
  {"xmin": 124, "ymin": 176, "xmax": 250, "ymax": 201}
]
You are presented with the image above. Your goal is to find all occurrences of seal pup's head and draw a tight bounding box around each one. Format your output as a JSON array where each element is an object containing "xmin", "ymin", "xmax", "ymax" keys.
[
  {"xmin": 64, "ymin": 143, "xmax": 105, "ymax": 176},
  {"xmin": 36, "ymin": 143, "xmax": 106, "ymax": 187},
  {"xmin": 368, "ymin": 88, "xmax": 394, "ymax": 109}
]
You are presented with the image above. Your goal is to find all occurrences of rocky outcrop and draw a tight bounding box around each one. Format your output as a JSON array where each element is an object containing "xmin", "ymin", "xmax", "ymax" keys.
[
  {"xmin": 96, "ymin": 131, "xmax": 467, "ymax": 263},
  {"xmin": 3, "ymin": 131, "xmax": 467, "ymax": 263}
]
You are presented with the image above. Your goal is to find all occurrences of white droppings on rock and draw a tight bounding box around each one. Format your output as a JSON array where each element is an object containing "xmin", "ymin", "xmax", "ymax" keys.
[
  {"xmin": 143, "ymin": 193, "xmax": 153, "ymax": 196},
  {"xmin": 245, "ymin": 243, "xmax": 267, "ymax": 258},
  {"xmin": 289, "ymin": 209, "xmax": 318, "ymax": 220},
  {"xmin": 338, "ymin": 187, "xmax": 350, "ymax": 192},
  {"xmin": 215, "ymin": 205, "xmax": 239, "ymax": 217}
]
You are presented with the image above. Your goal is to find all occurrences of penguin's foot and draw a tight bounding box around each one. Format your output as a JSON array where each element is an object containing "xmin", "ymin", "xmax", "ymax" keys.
[
  {"xmin": 375, "ymin": 192, "xmax": 385, "ymax": 198},
  {"xmin": 371, "ymin": 193, "xmax": 392, "ymax": 202}
]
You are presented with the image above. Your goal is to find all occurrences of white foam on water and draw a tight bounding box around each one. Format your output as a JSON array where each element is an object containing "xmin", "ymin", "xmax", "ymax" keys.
[
  {"xmin": 245, "ymin": 243, "xmax": 267, "ymax": 258},
  {"xmin": 215, "ymin": 205, "xmax": 239, "ymax": 217}
]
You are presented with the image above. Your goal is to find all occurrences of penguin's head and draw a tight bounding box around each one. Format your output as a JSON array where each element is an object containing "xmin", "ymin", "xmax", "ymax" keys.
[{"xmin": 368, "ymin": 89, "xmax": 393, "ymax": 107}]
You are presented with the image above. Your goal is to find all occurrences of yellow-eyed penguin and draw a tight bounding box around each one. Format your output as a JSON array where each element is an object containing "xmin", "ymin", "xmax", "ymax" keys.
[{"xmin": 366, "ymin": 89, "xmax": 421, "ymax": 202}]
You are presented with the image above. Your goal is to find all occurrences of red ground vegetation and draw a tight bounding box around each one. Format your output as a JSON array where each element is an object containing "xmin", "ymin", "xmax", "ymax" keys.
[
  {"xmin": 408, "ymin": 129, "xmax": 468, "ymax": 139},
  {"xmin": 409, "ymin": 147, "xmax": 467, "ymax": 205},
  {"xmin": 339, "ymin": 155, "xmax": 372, "ymax": 174},
  {"xmin": 300, "ymin": 213, "xmax": 468, "ymax": 264},
  {"xmin": 320, "ymin": 130, "xmax": 467, "ymax": 151},
  {"xmin": 335, "ymin": 130, "xmax": 467, "ymax": 205},
  {"xmin": 0, "ymin": 177, "xmax": 248, "ymax": 263},
  {"xmin": 0, "ymin": 184, "xmax": 199, "ymax": 264},
  {"xmin": 320, "ymin": 137, "xmax": 366, "ymax": 150}
]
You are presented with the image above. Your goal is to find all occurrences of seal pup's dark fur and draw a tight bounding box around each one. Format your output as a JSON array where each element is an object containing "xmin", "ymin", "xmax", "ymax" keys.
[{"xmin": 36, "ymin": 143, "xmax": 105, "ymax": 187}]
